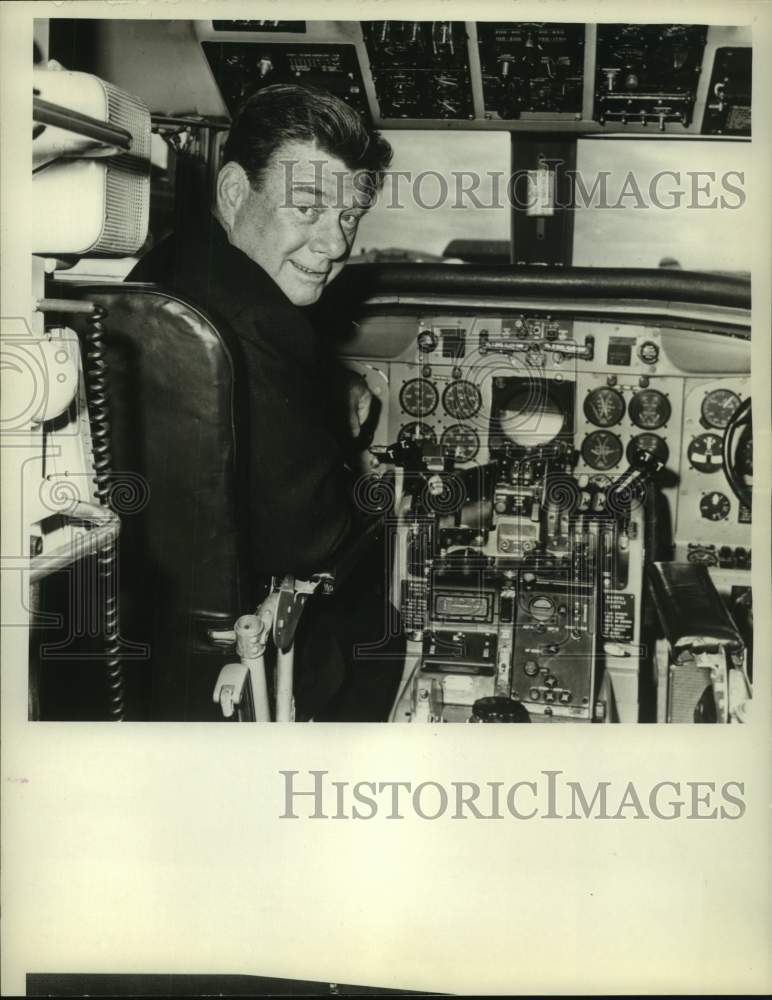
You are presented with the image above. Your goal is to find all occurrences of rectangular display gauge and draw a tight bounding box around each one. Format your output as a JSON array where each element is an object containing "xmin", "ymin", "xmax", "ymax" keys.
[{"xmin": 434, "ymin": 592, "xmax": 493, "ymax": 622}]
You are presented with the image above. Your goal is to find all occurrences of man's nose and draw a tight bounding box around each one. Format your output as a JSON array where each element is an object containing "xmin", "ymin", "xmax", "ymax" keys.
[{"xmin": 311, "ymin": 213, "xmax": 349, "ymax": 260}]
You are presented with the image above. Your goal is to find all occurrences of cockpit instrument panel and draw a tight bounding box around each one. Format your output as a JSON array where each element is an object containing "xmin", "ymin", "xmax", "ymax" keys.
[
  {"xmin": 194, "ymin": 21, "xmax": 751, "ymax": 135},
  {"xmin": 702, "ymin": 47, "xmax": 752, "ymax": 136},
  {"xmin": 201, "ymin": 40, "xmax": 369, "ymax": 117},
  {"xmin": 593, "ymin": 23, "xmax": 708, "ymax": 128},
  {"xmin": 477, "ymin": 22, "xmax": 585, "ymax": 119},
  {"xmin": 361, "ymin": 21, "xmax": 474, "ymax": 119}
]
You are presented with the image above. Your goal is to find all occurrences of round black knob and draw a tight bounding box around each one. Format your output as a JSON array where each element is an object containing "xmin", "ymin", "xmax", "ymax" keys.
[
  {"xmin": 417, "ymin": 329, "xmax": 437, "ymax": 353},
  {"xmin": 470, "ymin": 697, "xmax": 531, "ymax": 723}
]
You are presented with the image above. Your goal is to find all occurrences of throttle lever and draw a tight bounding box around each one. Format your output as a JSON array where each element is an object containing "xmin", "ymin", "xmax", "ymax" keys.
[
  {"xmin": 369, "ymin": 435, "xmax": 444, "ymax": 472},
  {"xmin": 606, "ymin": 447, "xmax": 664, "ymax": 508}
]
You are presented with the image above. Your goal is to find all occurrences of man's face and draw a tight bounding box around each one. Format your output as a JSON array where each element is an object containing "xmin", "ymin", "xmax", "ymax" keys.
[{"xmin": 225, "ymin": 140, "xmax": 372, "ymax": 306}]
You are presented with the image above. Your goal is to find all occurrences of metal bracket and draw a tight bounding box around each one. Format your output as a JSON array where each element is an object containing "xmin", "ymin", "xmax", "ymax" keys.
[{"xmin": 272, "ymin": 574, "xmax": 325, "ymax": 652}]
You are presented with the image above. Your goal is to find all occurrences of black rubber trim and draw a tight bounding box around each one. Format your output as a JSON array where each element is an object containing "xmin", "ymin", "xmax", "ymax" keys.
[{"xmin": 328, "ymin": 265, "xmax": 750, "ymax": 310}]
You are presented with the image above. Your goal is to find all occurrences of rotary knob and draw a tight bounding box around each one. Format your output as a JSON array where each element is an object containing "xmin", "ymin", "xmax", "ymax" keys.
[
  {"xmin": 529, "ymin": 595, "xmax": 555, "ymax": 622},
  {"xmin": 417, "ymin": 329, "xmax": 437, "ymax": 353}
]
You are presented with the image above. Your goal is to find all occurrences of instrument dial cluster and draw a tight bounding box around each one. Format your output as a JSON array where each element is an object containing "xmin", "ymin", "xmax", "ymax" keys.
[
  {"xmin": 577, "ymin": 375, "xmax": 678, "ymax": 474},
  {"xmin": 393, "ymin": 333, "xmax": 490, "ymax": 465},
  {"xmin": 674, "ymin": 377, "xmax": 750, "ymax": 562}
]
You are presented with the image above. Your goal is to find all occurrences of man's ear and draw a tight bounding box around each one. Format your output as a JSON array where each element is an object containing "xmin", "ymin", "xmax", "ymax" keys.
[{"xmin": 216, "ymin": 161, "xmax": 251, "ymax": 230}]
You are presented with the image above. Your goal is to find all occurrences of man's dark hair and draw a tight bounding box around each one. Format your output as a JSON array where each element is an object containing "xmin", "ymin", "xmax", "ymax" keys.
[{"xmin": 222, "ymin": 84, "xmax": 392, "ymax": 196}]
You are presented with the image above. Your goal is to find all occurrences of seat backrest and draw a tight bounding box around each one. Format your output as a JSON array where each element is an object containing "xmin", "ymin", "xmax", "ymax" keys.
[{"xmin": 70, "ymin": 284, "xmax": 259, "ymax": 720}]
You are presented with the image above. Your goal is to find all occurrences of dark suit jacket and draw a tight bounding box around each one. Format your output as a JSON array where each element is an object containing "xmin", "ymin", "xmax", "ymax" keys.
[{"xmin": 127, "ymin": 217, "xmax": 356, "ymax": 581}]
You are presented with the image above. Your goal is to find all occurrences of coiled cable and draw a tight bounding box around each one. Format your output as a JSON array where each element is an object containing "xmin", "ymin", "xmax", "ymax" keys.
[{"xmin": 83, "ymin": 305, "xmax": 125, "ymax": 721}]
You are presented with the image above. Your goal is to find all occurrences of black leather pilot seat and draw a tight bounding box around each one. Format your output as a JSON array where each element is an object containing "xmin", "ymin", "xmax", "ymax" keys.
[
  {"xmin": 646, "ymin": 562, "xmax": 750, "ymax": 723},
  {"xmin": 69, "ymin": 285, "xmax": 260, "ymax": 720}
]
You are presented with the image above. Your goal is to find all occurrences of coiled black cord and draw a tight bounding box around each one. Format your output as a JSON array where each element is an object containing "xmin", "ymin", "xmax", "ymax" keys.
[{"xmin": 84, "ymin": 306, "xmax": 125, "ymax": 721}]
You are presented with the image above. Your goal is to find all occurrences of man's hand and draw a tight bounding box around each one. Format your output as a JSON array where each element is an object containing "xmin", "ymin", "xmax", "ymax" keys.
[{"xmin": 344, "ymin": 370, "xmax": 373, "ymax": 439}]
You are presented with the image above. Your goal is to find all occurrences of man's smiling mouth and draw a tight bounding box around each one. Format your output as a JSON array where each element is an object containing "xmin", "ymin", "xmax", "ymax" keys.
[{"xmin": 290, "ymin": 261, "xmax": 330, "ymax": 277}]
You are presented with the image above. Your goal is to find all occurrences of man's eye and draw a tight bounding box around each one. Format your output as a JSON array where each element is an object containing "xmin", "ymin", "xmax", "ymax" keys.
[
  {"xmin": 296, "ymin": 205, "xmax": 320, "ymax": 221},
  {"xmin": 341, "ymin": 212, "xmax": 362, "ymax": 230}
]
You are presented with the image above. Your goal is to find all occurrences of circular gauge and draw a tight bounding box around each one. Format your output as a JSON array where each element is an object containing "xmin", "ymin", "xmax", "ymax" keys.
[
  {"xmin": 440, "ymin": 424, "xmax": 480, "ymax": 463},
  {"xmin": 584, "ymin": 386, "xmax": 625, "ymax": 427},
  {"xmin": 581, "ymin": 431, "xmax": 624, "ymax": 471},
  {"xmin": 498, "ymin": 385, "xmax": 565, "ymax": 448},
  {"xmin": 443, "ymin": 380, "xmax": 482, "ymax": 420},
  {"xmin": 701, "ymin": 388, "xmax": 740, "ymax": 429},
  {"xmin": 687, "ymin": 547, "xmax": 718, "ymax": 566},
  {"xmin": 687, "ymin": 432, "xmax": 723, "ymax": 473},
  {"xmin": 700, "ymin": 491, "xmax": 731, "ymax": 521},
  {"xmin": 397, "ymin": 422, "xmax": 437, "ymax": 446},
  {"xmin": 399, "ymin": 378, "xmax": 438, "ymax": 417},
  {"xmin": 629, "ymin": 388, "xmax": 671, "ymax": 429},
  {"xmin": 638, "ymin": 341, "xmax": 660, "ymax": 364},
  {"xmin": 626, "ymin": 433, "xmax": 669, "ymax": 467}
]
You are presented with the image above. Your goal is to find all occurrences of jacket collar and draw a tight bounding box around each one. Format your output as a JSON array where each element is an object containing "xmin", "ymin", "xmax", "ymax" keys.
[{"xmin": 193, "ymin": 216, "xmax": 324, "ymax": 367}]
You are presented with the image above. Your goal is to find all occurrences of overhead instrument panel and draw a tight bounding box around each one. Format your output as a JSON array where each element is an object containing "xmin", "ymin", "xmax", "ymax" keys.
[
  {"xmin": 361, "ymin": 20, "xmax": 474, "ymax": 119},
  {"xmin": 702, "ymin": 47, "xmax": 752, "ymax": 136},
  {"xmin": 593, "ymin": 23, "xmax": 708, "ymax": 129},
  {"xmin": 201, "ymin": 40, "xmax": 369, "ymax": 117},
  {"xmin": 194, "ymin": 20, "xmax": 751, "ymax": 134},
  {"xmin": 476, "ymin": 22, "xmax": 585, "ymax": 119}
]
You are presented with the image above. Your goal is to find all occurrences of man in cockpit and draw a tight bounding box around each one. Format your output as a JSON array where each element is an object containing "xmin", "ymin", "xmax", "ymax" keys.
[{"xmin": 127, "ymin": 85, "xmax": 398, "ymax": 719}]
